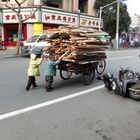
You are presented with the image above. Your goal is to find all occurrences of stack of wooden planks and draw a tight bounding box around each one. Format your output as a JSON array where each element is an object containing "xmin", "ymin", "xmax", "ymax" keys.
[{"xmin": 43, "ymin": 26, "xmax": 109, "ymax": 63}]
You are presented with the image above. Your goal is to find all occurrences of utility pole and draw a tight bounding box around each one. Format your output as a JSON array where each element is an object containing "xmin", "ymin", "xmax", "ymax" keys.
[
  {"xmin": 116, "ymin": 0, "xmax": 120, "ymax": 50},
  {"xmin": 99, "ymin": 0, "xmax": 120, "ymax": 50},
  {"xmin": 99, "ymin": 0, "xmax": 118, "ymax": 31}
]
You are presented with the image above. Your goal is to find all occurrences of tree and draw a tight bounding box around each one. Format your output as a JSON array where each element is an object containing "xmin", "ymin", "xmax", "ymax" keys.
[
  {"xmin": 94, "ymin": 0, "xmax": 131, "ymax": 38},
  {"xmin": 5, "ymin": 0, "xmax": 40, "ymax": 55}
]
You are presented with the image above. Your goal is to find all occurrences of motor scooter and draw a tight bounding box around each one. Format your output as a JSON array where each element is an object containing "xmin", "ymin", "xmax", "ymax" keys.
[{"xmin": 101, "ymin": 68, "xmax": 140, "ymax": 100}]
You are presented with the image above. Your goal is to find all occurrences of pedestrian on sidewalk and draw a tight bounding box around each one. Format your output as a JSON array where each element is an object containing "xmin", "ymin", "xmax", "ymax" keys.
[{"xmin": 25, "ymin": 49, "xmax": 43, "ymax": 91}]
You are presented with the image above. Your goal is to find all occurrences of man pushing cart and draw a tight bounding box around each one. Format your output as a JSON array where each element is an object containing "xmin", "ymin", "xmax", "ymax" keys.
[{"xmin": 43, "ymin": 26, "xmax": 110, "ymax": 85}]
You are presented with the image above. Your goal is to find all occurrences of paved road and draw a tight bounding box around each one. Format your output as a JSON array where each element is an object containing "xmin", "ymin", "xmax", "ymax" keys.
[{"xmin": 0, "ymin": 49, "xmax": 140, "ymax": 140}]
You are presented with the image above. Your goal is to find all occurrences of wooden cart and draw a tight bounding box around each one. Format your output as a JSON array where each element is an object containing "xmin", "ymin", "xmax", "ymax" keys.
[
  {"xmin": 58, "ymin": 59, "xmax": 106, "ymax": 85},
  {"xmin": 43, "ymin": 26, "xmax": 109, "ymax": 85}
]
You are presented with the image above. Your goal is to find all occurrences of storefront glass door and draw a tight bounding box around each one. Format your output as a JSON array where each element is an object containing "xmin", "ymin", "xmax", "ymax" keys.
[{"xmin": 4, "ymin": 24, "xmax": 26, "ymax": 47}]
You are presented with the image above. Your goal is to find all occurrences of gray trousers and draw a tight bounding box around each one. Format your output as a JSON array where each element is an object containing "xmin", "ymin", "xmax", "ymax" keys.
[{"xmin": 45, "ymin": 76, "xmax": 53, "ymax": 88}]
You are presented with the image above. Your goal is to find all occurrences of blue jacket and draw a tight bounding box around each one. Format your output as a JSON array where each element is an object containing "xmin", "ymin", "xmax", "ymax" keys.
[{"xmin": 45, "ymin": 59, "xmax": 60, "ymax": 76}]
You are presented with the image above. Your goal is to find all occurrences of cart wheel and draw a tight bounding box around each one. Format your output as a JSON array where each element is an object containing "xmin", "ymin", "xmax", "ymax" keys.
[
  {"xmin": 82, "ymin": 67, "xmax": 95, "ymax": 85},
  {"xmin": 96, "ymin": 60, "xmax": 106, "ymax": 75},
  {"xmin": 60, "ymin": 70, "xmax": 72, "ymax": 80},
  {"xmin": 129, "ymin": 84, "xmax": 140, "ymax": 100}
]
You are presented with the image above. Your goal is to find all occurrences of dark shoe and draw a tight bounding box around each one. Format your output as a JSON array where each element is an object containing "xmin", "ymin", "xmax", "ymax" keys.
[
  {"xmin": 25, "ymin": 88, "xmax": 30, "ymax": 91},
  {"xmin": 45, "ymin": 86, "xmax": 53, "ymax": 92},
  {"xmin": 46, "ymin": 88, "xmax": 51, "ymax": 92}
]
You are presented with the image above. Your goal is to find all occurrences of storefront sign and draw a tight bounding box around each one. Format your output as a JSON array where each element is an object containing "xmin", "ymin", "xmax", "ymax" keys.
[
  {"xmin": 2, "ymin": 8, "xmax": 102, "ymax": 29},
  {"xmin": 42, "ymin": 9, "xmax": 78, "ymax": 26},
  {"xmin": 80, "ymin": 15, "xmax": 103, "ymax": 28},
  {"xmin": 3, "ymin": 10, "xmax": 39, "ymax": 23}
]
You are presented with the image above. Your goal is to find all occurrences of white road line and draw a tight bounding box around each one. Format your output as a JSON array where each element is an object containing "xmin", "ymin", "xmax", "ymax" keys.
[
  {"xmin": 106, "ymin": 56, "xmax": 133, "ymax": 61},
  {"xmin": 0, "ymin": 85, "xmax": 104, "ymax": 121}
]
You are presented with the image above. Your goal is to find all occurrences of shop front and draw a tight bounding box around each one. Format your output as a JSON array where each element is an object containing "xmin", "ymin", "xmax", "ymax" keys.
[
  {"xmin": 41, "ymin": 8, "xmax": 79, "ymax": 35},
  {"xmin": 2, "ymin": 7, "xmax": 101, "ymax": 47},
  {"xmin": 41, "ymin": 8, "xmax": 79, "ymax": 27},
  {"xmin": 3, "ymin": 24, "xmax": 27, "ymax": 46},
  {"xmin": 80, "ymin": 15, "xmax": 103, "ymax": 29},
  {"xmin": 2, "ymin": 8, "xmax": 39, "ymax": 47}
]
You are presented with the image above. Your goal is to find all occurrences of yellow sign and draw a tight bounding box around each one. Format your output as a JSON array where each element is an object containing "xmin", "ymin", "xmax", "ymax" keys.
[{"xmin": 33, "ymin": 23, "xmax": 43, "ymax": 35}]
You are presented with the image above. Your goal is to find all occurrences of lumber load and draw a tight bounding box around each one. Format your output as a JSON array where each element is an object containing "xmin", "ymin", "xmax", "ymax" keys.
[{"xmin": 43, "ymin": 26, "xmax": 110, "ymax": 63}]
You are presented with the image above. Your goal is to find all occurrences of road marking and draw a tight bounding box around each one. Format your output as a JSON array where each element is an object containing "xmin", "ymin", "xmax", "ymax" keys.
[
  {"xmin": 106, "ymin": 56, "xmax": 133, "ymax": 61},
  {"xmin": 0, "ymin": 85, "xmax": 104, "ymax": 121}
]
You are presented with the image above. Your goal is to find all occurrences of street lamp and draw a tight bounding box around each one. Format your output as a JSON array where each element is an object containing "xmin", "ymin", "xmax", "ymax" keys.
[
  {"xmin": 116, "ymin": 0, "xmax": 120, "ymax": 50},
  {"xmin": 99, "ymin": 0, "xmax": 120, "ymax": 50},
  {"xmin": 99, "ymin": 1, "xmax": 118, "ymax": 30}
]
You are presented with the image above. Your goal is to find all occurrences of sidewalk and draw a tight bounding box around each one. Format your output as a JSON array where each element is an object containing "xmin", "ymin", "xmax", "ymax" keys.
[{"xmin": 0, "ymin": 47, "xmax": 20, "ymax": 59}]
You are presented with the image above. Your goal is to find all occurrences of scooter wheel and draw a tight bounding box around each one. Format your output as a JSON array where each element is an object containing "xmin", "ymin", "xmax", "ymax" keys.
[
  {"xmin": 112, "ymin": 78, "xmax": 123, "ymax": 95},
  {"xmin": 129, "ymin": 84, "xmax": 140, "ymax": 100},
  {"xmin": 103, "ymin": 73, "xmax": 113, "ymax": 91}
]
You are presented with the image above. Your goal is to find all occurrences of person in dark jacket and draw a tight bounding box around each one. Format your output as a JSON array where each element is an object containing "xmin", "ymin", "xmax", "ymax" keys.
[
  {"xmin": 44, "ymin": 50, "xmax": 69, "ymax": 92},
  {"xmin": 44, "ymin": 54, "xmax": 61, "ymax": 91}
]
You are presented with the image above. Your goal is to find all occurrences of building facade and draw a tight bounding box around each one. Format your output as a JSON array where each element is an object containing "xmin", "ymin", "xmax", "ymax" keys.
[
  {"xmin": 0, "ymin": 0, "xmax": 96, "ymax": 15},
  {"xmin": 0, "ymin": 0, "xmax": 102, "ymax": 47}
]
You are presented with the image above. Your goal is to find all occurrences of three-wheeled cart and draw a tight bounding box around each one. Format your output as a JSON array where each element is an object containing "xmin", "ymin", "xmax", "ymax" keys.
[
  {"xmin": 58, "ymin": 59, "xmax": 106, "ymax": 85},
  {"xmin": 42, "ymin": 26, "xmax": 109, "ymax": 85}
]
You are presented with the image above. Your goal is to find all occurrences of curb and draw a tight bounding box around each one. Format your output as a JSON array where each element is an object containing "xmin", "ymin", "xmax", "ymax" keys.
[
  {"xmin": 0, "ymin": 48, "xmax": 21, "ymax": 59},
  {"xmin": 0, "ymin": 54, "xmax": 21, "ymax": 59},
  {"xmin": 0, "ymin": 46, "xmax": 22, "ymax": 59}
]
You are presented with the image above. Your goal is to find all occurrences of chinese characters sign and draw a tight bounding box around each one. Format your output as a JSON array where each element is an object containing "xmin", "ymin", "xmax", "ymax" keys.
[
  {"xmin": 80, "ymin": 15, "xmax": 103, "ymax": 28},
  {"xmin": 42, "ymin": 10, "xmax": 78, "ymax": 26},
  {"xmin": 3, "ymin": 11, "xmax": 39, "ymax": 23},
  {"xmin": 2, "ymin": 8, "xmax": 102, "ymax": 29}
]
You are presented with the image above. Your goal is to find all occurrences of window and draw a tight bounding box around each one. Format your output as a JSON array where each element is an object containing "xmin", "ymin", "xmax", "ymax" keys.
[
  {"xmin": 79, "ymin": 0, "xmax": 88, "ymax": 13},
  {"xmin": 7, "ymin": 27, "xmax": 18, "ymax": 42},
  {"xmin": 38, "ymin": 35, "xmax": 47, "ymax": 42},
  {"xmin": 27, "ymin": 35, "xmax": 39, "ymax": 43},
  {"xmin": 44, "ymin": 0, "xmax": 62, "ymax": 8},
  {"xmin": 2, "ymin": 0, "xmax": 10, "ymax": 2}
]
